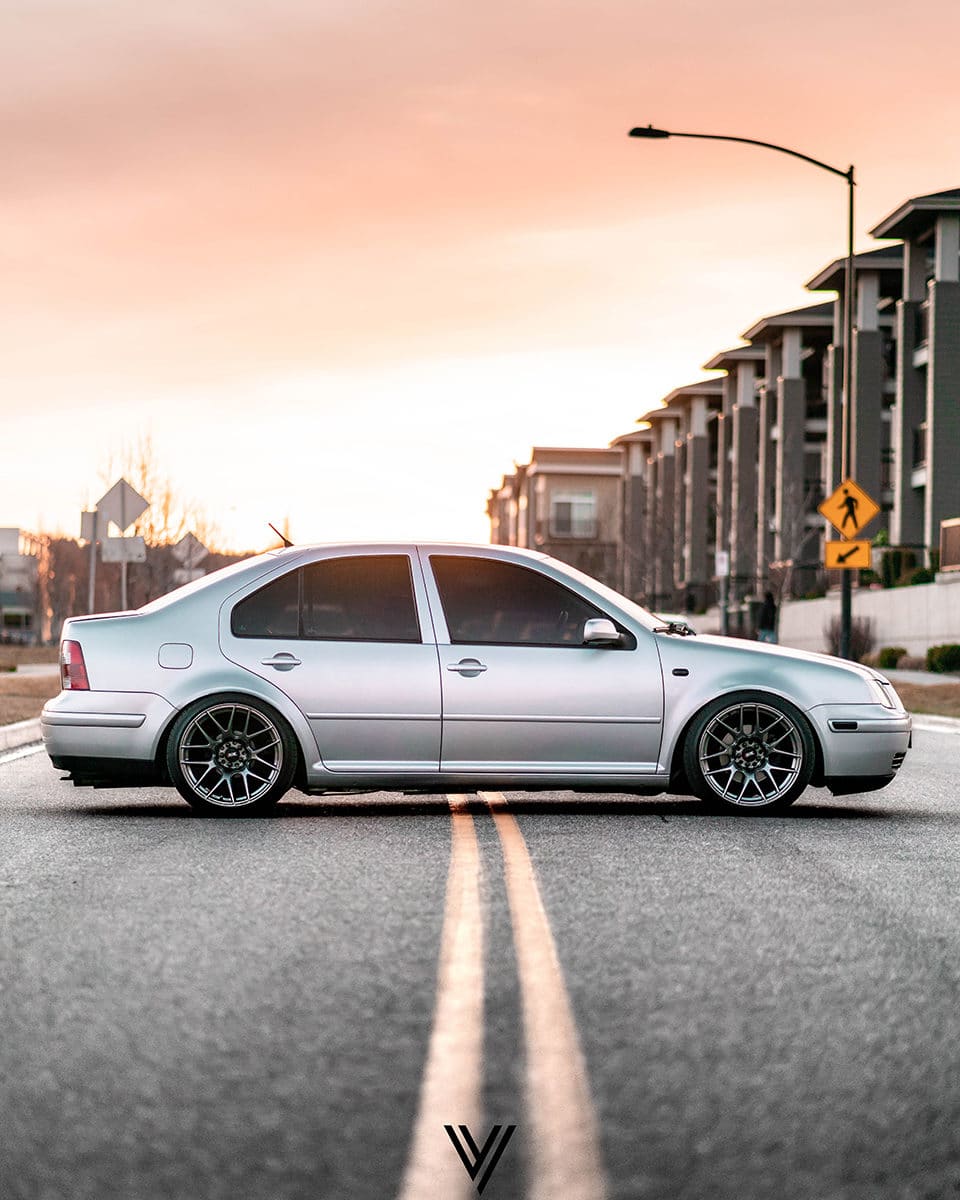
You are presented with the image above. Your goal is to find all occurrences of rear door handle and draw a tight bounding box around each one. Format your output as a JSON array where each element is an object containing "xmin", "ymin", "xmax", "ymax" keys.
[
  {"xmin": 447, "ymin": 658, "xmax": 487, "ymax": 677},
  {"xmin": 260, "ymin": 653, "xmax": 302, "ymax": 671}
]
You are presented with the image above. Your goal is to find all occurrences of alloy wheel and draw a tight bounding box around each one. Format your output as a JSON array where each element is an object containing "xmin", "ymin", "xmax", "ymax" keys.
[{"xmin": 697, "ymin": 700, "xmax": 804, "ymax": 808}]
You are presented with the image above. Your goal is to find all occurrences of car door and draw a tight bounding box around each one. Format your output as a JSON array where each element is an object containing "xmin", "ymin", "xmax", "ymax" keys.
[
  {"xmin": 423, "ymin": 551, "xmax": 664, "ymax": 775},
  {"xmin": 220, "ymin": 549, "xmax": 441, "ymax": 772}
]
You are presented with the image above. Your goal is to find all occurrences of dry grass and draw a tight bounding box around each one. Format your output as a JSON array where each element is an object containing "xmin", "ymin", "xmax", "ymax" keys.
[
  {"xmin": 893, "ymin": 682, "xmax": 960, "ymax": 719},
  {"xmin": 0, "ymin": 671, "xmax": 60, "ymax": 725}
]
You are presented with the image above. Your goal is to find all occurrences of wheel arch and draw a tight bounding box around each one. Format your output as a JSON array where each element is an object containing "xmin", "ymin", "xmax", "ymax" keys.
[
  {"xmin": 668, "ymin": 686, "xmax": 825, "ymax": 794},
  {"xmin": 154, "ymin": 688, "xmax": 309, "ymax": 792}
]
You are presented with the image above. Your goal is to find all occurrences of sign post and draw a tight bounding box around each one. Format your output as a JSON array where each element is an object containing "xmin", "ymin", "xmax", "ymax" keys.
[
  {"xmin": 715, "ymin": 550, "xmax": 730, "ymax": 635},
  {"xmin": 818, "ymin": 479, "xmax": 881, "ymax": 652},
  {"xmin": 93, "ymin": 479, "xmax": 150, "ymax": 611}
]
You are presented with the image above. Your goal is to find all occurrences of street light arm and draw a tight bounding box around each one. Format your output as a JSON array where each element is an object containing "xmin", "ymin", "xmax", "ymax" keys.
[{"xmin": 628, "ymin": 126, "xmax": 853, "ymax": 183}]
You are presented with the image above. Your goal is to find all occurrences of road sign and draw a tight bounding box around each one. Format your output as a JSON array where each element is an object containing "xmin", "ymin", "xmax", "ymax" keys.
[
  {"xmin": 97, "ymin": 478, "xmax": 149, "ymax": 533},
  {"xmin": 172, "ymin": 533, "xmax": 209, "ymax": 569},
  {"xmin": 824, "ymin": 539, "xmax": 871, "ymax": 570},
  {"xmin": 818, "ymin": 478, "xmax": 880, "ymax": 537},
  {"xmin": 101, "ymin": 536, "xmax": 147, "ymax": 564},
  {"xmin": 173, "ymin": 567, "xmax": 206, "ymax": 586},
  {"xmin": 715, "ymin": 550, "xmax": 730, "ymax": 578}
]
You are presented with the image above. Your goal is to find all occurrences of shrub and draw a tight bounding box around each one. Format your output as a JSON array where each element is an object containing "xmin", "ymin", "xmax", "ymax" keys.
[
  {"xmin": 926, "ymin": 644, "xmax": 960, "ymax": 674},
  {"xmin": 909, "ymin": 568, "xmax": 935, "ymax": 585},
  {"xmin": 877, "ymin": 646, "xmax": 908, "ymax": 669},
  {"xmin": 824, "ymin": 615, "xmax": 875, "ymax": 661},
  {"xmin": 897, "ymin": 654, "xmax": 926, "ymax": 670}
]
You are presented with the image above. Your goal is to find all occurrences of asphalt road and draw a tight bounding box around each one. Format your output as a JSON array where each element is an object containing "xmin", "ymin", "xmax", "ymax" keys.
[{"xmin": 3, "ymin": 728, "xmax": 960, "ymax": 1200}]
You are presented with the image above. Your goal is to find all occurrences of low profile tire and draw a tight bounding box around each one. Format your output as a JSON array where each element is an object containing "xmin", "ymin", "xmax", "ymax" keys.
[
  {"xmin": 683, "ymin": 691, "xmax": 814, "ymax": 814},
  {"xmin": 166, "ymin": 694, "xmax": 297, "ymax": 816}
]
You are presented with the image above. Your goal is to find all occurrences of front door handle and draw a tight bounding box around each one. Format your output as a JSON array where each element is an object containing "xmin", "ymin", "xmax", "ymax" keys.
[
  {"xmin": 447, "ymin": 658, "xmax": 487, "ymax": 678},
  {"xmin": 260, "ymin": 652, "xmax": 302, "ymax": 671}
]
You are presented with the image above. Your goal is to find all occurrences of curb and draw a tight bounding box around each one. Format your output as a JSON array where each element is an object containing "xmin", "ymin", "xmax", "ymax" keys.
[
  {"xmin": 909, "ymin": 713, "xmax": 960, "ymax": 733},
  {"xmin": 0, "ymin": 718, "xmax": 43, "ymax": 753}
]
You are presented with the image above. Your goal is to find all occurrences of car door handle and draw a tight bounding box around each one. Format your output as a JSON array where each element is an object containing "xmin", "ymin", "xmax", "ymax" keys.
[
  {"xmin": 260, "ymin": 653, "xmax": 302, "ymax": 670},
  {"xmin": 447, "ymin": 658, "xmax": 487, "ymax": 677}
]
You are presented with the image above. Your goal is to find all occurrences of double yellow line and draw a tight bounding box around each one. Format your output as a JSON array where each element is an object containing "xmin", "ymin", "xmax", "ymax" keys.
[{"xmin": 398, "ymin": 792, "xmax": 607, "ymax": 1200}]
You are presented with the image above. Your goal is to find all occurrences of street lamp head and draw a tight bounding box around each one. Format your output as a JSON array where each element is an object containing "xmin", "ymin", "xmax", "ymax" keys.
[{"xmin": 628, "ymin": 125, "xmax": 671, "ymax": 139}]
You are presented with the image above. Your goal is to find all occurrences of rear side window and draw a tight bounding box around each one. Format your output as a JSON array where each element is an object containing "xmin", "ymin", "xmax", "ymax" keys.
[
  {"xmin": 232, "ymin": 555, "xmax": 420, "ymax": 642},
  {"xmin": 431, "ymin": 555, "xmax": 620, "ymax": 647}
]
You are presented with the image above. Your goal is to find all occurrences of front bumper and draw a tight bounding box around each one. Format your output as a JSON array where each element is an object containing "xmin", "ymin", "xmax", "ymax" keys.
[{"xmin": 808, "ymin": 703, "xmax": 912, "ymax": 794}]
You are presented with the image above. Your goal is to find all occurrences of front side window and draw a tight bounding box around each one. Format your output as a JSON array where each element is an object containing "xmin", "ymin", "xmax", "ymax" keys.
[
  {"xmin": 431, "ymin": 555, "xmax": 618, "ymax": 647},
  {"xmin": 232, "ymin": 555, "xmax": 420, "ymax": 642}
]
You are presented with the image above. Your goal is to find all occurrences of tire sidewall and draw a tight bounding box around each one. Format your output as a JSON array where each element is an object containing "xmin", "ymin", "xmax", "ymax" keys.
[
  {"xmin": 166, "ymin": 692, "xmax": 298, "ymax": 816},
  {"xmin": 683, "ymin": 689, "xmax": 815, "ymax": 814}
]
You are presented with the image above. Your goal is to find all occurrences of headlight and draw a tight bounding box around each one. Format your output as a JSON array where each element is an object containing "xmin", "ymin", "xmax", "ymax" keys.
[{"xmin": 868, "ymin": 677, "xmax": 897, "ymax": 709}]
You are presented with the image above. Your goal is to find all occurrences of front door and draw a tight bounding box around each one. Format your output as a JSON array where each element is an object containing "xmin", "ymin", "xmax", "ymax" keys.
[
  {"xmin": 220, "ymin": 550, "xmax": 441, "ymax": 772},
  {"xmin": 423, "ymin": 552, "xmax": 664, "ymax": 775}
]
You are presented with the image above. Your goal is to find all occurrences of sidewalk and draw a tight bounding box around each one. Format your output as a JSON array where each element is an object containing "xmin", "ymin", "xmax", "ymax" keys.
[{"xmin": 884, "ymin": 668, "xmax": 960, "ymax": 687}]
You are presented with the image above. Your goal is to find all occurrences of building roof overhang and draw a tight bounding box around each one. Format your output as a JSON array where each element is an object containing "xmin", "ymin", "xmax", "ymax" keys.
[
  {"xmin": 869, "ymin": 188, "xmax": 960, "ymax": 241},
  {"xmin": 740, "ymin": 301, "xmax": 834, "ymax": 343},
  {"xmin": 804, "ymin": 246, "xmax": 904, "ymax": 294},
  {"xmin": 701, "ymin": 344, "xmax": 766, "ymax": 372}
]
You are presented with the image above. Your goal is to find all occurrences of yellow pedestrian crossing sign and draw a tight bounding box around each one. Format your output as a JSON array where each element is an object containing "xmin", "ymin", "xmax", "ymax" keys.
[
  {"xmin": 824, "ymin": 539, "xmax": 872, "ymax": 570},
  {"xmin": 818, "ymin": 478, "xmax": 881, "ymax": 537}
]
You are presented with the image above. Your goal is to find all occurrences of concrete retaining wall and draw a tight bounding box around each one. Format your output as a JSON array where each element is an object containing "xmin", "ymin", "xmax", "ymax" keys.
[{"xmin": 778, "ymin": 573, "xmax": 960, "ymax": 656}]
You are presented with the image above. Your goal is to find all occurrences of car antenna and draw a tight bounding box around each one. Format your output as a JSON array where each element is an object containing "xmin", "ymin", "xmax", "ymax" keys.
[{"xmin": 268, "ymin": 522, "xmax": 294, "ymax": 548}]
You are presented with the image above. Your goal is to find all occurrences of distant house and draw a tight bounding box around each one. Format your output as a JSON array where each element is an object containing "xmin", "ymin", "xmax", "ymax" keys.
[
  {"xmin": 487, "ymin": 446, "xmax": 625, "ymax": 589},
  {"xmin": 0, "ymin": 528, "xmax": 38, "ymax": 643}
]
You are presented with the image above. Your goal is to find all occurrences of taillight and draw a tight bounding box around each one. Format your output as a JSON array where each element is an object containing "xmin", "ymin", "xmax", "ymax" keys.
[{"xmin": 61, "ymin": 640, "xmax": 90, "ymax": 690}]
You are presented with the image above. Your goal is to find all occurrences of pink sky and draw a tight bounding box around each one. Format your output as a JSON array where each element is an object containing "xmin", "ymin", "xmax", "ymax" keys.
[{"xmin": 3, "ymin": 0, "xmax": 959, "ymax": 551}]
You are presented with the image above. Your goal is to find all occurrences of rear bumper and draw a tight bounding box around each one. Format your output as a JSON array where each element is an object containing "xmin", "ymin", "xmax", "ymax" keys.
[{"xmin": 41, "ymin": 690, "xmax": 175, "ymax": 765}]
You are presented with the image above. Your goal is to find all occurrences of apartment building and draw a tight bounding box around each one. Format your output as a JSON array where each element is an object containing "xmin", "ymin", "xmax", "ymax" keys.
[
  {"xmin": 487, "ymin": 185, "xmax": 960, "ymax": 618},
  {"xmin": 486, "ymin": 446, "xmax": 625, "ymax": 589}
]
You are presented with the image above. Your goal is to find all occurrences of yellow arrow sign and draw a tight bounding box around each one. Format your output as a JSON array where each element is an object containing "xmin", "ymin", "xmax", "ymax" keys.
[
  {"xmin": 818, "ymin": 478, "xmax": 881, "ymax": 537},
  {"xmin": 824, "ymin": 539, "xmax": 872, "ymax": 570}
]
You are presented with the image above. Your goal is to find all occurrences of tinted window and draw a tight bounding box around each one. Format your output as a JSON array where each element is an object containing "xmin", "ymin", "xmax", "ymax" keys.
[
  {"xmin": 231, "ymin": 569, "xmax": 299, "ymax": 638},
  {"xmin": 431, "ymin": 556, "xmax": 608, "ymax": 646},
  {"xmin": 302, "ymin": 556, "xmax": 420, "ymax": 641},
  {"xmin": 232, "ymin": 555, "xmax": 420, "ymax": 642}
]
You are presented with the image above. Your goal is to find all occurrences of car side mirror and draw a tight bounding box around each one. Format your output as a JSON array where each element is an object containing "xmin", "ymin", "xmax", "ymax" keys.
[{"xmin": 583, "ymin": 618, "xmax": 621, "ymax": 646}]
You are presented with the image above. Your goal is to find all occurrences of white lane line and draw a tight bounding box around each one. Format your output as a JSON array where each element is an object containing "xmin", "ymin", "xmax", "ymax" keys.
[
  {"xmin": 397, "ymin": 795, "xmax": 485, "ymax": 1200},
  {"xmin": 0, "ymin": 742, "xmax": 45, "ymax": 766},
  {"xmin": 481, "ymin": 791, "xmax": 607, "ymax": 1200}
]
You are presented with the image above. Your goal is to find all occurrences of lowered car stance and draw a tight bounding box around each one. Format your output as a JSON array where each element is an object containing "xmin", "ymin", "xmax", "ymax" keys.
[{"xmin": 42, "ymin": 543, "xmax": 911, "ymax": 816}]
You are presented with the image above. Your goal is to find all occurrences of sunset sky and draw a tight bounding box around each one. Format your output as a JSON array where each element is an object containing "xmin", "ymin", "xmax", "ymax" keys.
[{"xmin": 3, "ymin": 0, "xmax": 959, "ymax": 552}]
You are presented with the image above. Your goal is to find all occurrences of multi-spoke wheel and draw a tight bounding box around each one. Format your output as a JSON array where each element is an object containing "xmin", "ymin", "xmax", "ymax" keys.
[
  {"xmin": 683, "ymin": 692, "xmax": 814, "ymax": 813},
  {"xmin": 166, "ymin": 695, "xmax": 297, "ymax": 815}
]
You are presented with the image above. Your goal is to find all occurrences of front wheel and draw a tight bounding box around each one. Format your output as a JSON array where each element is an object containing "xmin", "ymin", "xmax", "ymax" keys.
[
  {"xmin": 166, "ymin": 695, "xmax": 297, "ymax": 815},
  {"xmin": 683, "ymin": 692, "xmax": 814, "ymax": 814}
]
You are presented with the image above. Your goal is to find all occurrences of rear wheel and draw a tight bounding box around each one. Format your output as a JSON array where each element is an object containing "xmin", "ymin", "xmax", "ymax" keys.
[
  {"xmin": 166, "ymin": 695, "xmax": 297, "ymax": 815},
  {"xmin": 683, "ymin": 692, "xmax": 814, "ymax": 814}
]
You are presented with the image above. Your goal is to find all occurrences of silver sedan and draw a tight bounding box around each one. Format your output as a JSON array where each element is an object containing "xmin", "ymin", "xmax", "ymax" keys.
[{"xmin": 42, "ymin": 543, "xmax": 911, "ymax": 816}]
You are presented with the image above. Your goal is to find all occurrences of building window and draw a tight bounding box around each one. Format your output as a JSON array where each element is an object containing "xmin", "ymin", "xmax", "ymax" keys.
[{"xmin": 549, "ymin": 491, "xmax": 597, "ymax": 539}]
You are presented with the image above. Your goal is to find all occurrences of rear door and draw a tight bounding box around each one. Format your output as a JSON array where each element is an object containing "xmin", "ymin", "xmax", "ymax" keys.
[
  {"xmin": 220, "ymin": 549, "xmax": 441, "ymax": 772},
  {"xmin": 423, "ymin": 551, "xmax": 664, "ymax": 775}
]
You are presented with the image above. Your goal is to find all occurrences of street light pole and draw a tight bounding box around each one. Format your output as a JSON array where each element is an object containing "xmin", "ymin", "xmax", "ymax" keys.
[{"xmin": 629, "ymin": 125, "xmax": 856, "ymax": 658}]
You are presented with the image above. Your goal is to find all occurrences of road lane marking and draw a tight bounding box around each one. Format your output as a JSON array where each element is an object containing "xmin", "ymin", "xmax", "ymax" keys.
[
  {"xmin": 397, "ymin": 795, "xmax": 485, "ymax": 1200},
  {"xmin": 481, "ymin": 791, "xmax": 608, "ymax": 1200}
]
